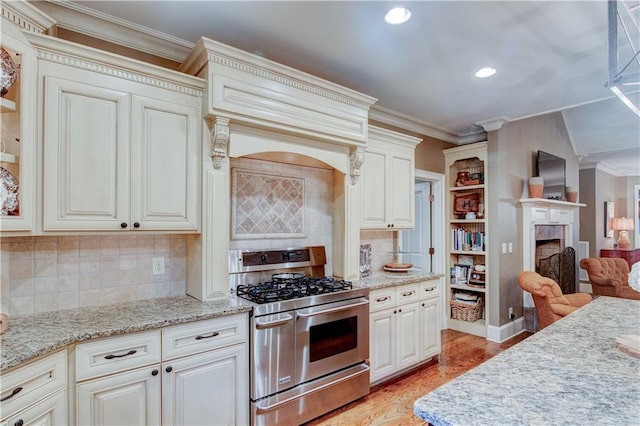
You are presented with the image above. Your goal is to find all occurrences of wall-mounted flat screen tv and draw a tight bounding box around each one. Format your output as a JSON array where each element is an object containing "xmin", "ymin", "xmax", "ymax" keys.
[{"xmin": 536, "ymin": 150, "xmax": 566, "ymax": 200}]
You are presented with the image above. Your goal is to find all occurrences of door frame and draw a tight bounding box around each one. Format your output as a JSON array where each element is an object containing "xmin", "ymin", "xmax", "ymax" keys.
[{"xmin": 400, "ymin": 169, "xmax": 446, "ymax": 329}]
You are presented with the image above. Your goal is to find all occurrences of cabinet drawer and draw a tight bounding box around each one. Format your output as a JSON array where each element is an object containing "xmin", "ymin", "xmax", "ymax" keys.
[
  {"xmin": 76, "ymin": 330, "xmax": 161, "ymax": 381},
  {"xmin": 369, "ymin": 288, "xmax": 396, "ymax": 312},
  {"xmin": 162, "ymin": 314, "xmax": 248, "ymax": 361},
  {"xmin": 396, "ymin": 284, "xmax": 420, "ymax": 304},
  {"xmin": 0, "ymin": 350, "xmax": 67, "ymax": 421},
  {"xmin": 419, "ymin": 280, "xmax": 439, "ymax": 300}
]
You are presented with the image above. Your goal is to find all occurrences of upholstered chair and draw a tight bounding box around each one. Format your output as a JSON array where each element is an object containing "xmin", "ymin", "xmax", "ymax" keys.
[
  {"xmin": 579, "ymin": 257, "xmax": 640, "ymax": 300},
  {"xmin": 517, "ymin": 271, "xmax": 592, "ymax": 329}
]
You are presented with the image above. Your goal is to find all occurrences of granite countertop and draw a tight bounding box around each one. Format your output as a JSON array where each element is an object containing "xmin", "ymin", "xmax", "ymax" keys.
[
  {"xmin": 0, "ymin": 296, "xmax": 251, "ymax": 372},
  {"xmin": 355, "ymin": 271, "xmax": 443, "ymax": 290},
  {"xmin": 414, "ymin": 296, "xmax": 640, "ymax": 425}
]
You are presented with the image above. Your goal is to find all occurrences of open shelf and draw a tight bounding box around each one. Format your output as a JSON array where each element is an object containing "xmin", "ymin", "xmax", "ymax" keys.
[{"xmin": 451, "ymin": 283, "xmax": 486, "ymax": 293}]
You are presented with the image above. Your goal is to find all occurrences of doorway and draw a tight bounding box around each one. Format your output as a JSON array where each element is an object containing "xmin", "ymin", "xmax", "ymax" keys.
[{"xmin": 399, "ymin": 169, "xmax": 446, "ymax": 324}]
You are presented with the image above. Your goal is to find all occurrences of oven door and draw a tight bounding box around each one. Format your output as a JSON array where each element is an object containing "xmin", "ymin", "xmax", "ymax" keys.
[
  {"xmin": 295, "ymin": 297, "xmax": 369, "ymax": 384},
  {"xmin": 252, "ymin": 311, "xmax": 295, "ymax": 400}
]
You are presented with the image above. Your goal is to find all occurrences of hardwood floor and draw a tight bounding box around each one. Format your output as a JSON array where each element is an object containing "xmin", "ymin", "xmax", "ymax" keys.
[{"xmin": 305, "ymin": 329, "xmax": 531, "ymax": 426}]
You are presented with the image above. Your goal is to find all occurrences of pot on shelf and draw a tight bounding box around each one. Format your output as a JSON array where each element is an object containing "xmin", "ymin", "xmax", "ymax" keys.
[{"xmin": 528, "ymin": 176, "xmax": 544, "ymax": 198}]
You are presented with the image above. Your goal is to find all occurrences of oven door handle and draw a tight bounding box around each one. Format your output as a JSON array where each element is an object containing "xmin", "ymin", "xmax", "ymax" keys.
[
  {"xmin": 296, "ymin": 299, "xmax": 369, "ymax": 318},
  {"xmin": 255, "ymin": 313, "xmax": 294, "ymax": 329}
]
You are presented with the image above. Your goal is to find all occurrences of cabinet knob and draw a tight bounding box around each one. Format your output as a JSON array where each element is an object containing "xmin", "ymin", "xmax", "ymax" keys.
[
  {"xmin": 391, "ymin": 224, "xmax": 395, "ymax": 228},
  {"xmin": 133, "ymin": 222, "xmax": 140, "ymax": 228},
  {"xmin": 393, "ymin": 310, "xmax": 397, "ymax": 314},
  {"xmin": 151, "ymin": 369, "xmax": 159, "ymax": 376},
  {"xmin": 120, "ymin": 222, "xmax": 128, "ymax": 228},
  {"xmin": 165, "ymin": 366, "xmax": 173, "ymax": 373},
  {"xmin": 398, "ymin": 308, "xmax": 402, "ymax": 312},
  {"xmin": 387, "ymin": 224, "xmax": 391, "ymax": 228},
  {"xmin": 422, "ymin": 303, "xmax": 425, "ymax": 307},
  {"xmin": 14, "ymin": 420, "xmax": 24, "ymax": 426}
]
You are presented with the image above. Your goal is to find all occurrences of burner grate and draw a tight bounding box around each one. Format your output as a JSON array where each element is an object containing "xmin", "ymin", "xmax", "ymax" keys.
[{"xmin": 236, "ymin": 276, "xmax": 353, "ymax": 304}]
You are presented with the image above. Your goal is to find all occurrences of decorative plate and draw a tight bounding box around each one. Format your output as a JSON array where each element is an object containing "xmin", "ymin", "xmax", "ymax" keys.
[
  {"xmin": 1, "ymin": 166, "xmax": 19, "ymax": 215},
  {"xmin": 0, "ymin": 47, "xmax": 18, "ymax": 98}
]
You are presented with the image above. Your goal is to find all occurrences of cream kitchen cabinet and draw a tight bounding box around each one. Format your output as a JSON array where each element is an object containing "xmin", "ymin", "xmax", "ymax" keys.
[
  {"xmin": 0, "ymin": 351, "xmax": 67, "ymax": 426},
  {"xmin": 369, "ymin": 280, "xmax": 440, "ymax": 384},
  {"xmin": 73, "ymin": 314, "xmax": 248, "ymax": 425},
  {"xmin": 161, "ymin": 315, "xmax": 249, "ymax": 425},
  {"xmin": 0, "ymin": 19, "xmax": 37, "ymax": 234},
  {"xmin": 26, "ymin": 33, "xmax": 203, "ymax": 233},
  {"xmin": 361, "ymin": 126, "xmax": 421, "ymax": 230}
]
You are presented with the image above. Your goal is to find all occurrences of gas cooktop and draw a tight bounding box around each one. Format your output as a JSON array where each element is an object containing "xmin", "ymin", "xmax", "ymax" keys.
[{"xmin": 236, "ymin": 274, "xmax": 353, "ymax": 304}]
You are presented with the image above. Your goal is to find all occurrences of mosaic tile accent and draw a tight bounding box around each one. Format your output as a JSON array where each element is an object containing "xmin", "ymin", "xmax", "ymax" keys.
[{"xmin": 231, "ymin": 168, "xmax": 305, "ymax": 240}]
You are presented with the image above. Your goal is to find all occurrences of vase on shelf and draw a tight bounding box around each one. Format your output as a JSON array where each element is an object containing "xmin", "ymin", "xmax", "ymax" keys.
[
  {"xmin": 566, "ymin": 186, "xmax": 578, "ymax": 203},
  {"xmin": 528, "ymin": 176, "xmax": 544, "ymax": 198}
]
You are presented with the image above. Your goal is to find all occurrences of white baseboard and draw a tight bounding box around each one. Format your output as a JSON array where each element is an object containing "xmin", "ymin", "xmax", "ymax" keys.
[{"xmin": 487, "ymin": 317, "xmax": 526, "ymax": 343}]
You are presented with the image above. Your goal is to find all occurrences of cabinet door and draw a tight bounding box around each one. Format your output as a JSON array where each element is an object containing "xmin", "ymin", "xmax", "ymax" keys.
[
  {"xmin": 388, "ymin": 152, "xmax": 414, "ymax": 228},
  {"xmin": 162, "ymin": 344, "xmax": 249, "ymax": 426},
  {"xmin": 76, "ymin": 365, "xmax": 161, "ymax": 425},
  {"xmin": 1, "ymin": 389, "xmax": 67, "ymax": 426},
  {"xmin": 420, "ymin": 298, "xmax": 441, "ymax": 360},
  {"xmin": 43, "ymin": 75, "xmax": 130, "ymax": 231},
  {"xmin": 130, "ymin": 95, "xmax": 200, "ymax": 231},
  {"xmin": 369, "ymin": 308, "xmax": 396, "ymax": 383},
  {"xmin": 0, "ymin": 23, "xmax": 36, "ymax": 232},
  {"xmin": 361, "ymin": 147, "xmax": 388, "ymax": 228},
  {"xmin": 396, "ymin": 302, "xmax": 421, "ymax": 370}
]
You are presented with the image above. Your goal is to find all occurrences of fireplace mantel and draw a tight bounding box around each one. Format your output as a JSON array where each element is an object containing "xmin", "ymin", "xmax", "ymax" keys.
[
  {"xmin": 520, "ymin": 198, "xmax": 586, "ymax": 318},
  {"xmin": 520, "ymin": 198, "xmax": 585, "ymax": 272}
]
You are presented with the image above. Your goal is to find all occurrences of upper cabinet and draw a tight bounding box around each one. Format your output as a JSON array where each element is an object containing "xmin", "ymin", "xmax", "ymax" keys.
[
  {"xmin": 1, "ymin": 19, "xmax": 37, "ymax": 233},
  {"xmin": 361, "ymin": 126, "xmax": 421, "ymax": 230},
  {"xmin": 25, "ymin": 33, "xmax": 204, "ymax": 233}
]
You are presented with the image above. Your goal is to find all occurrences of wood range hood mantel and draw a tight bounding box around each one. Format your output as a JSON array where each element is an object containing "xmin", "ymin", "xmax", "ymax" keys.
[{"xmin": 182, "ymin": 36, "xmax": 377, "ymax": 301}]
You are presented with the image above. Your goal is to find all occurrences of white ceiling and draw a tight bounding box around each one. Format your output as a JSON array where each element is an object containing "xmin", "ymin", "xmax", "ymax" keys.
[{"xmin": 36, "ymin": 0, "xmax": 640, "ymax": 175}]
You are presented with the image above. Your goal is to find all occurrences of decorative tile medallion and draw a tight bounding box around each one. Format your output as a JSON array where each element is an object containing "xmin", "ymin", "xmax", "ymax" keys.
[{"xmin": 231, "ymin": 168, "xmax": 305, "ymax": 240}]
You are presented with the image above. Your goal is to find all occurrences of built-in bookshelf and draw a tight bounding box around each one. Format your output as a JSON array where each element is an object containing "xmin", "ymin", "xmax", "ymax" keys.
[{"xmin": 444, "ymin": 142, "xmax": 489, "ymax": 337}]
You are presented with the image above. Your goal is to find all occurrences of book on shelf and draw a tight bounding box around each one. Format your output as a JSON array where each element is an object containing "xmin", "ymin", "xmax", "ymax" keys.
[{"xmin": 451, "ymin": 228, "xmax": 485, "ymax": 251}]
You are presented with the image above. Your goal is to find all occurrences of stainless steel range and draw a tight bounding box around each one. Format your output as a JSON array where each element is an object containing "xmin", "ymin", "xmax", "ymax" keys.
[{"xmin": 229, "ymin": 246, "xmax": 370, "ymax": 425}]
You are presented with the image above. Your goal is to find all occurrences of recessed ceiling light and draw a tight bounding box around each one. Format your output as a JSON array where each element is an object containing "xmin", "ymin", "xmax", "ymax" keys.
[
  {"xmin": 385, "ymin": 7, "xmax": 412, "ymax": 25},
  {"xmin": 475, "ymin": 67, "xmax": 497, "ymax": 78}
]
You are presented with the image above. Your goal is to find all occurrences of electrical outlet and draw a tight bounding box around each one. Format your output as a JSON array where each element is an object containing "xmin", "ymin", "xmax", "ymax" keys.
[
  {"xmin": 509, "ymin": 307, "xmax": 514, "ymax": 320},
  {"xmin": 152, "ymin": 257, "xmax": 165, "ymax": 275},
  {"xmin": 502, "ymin": 243, "xmax": 507, "ymax": 254},
  {"xmin": 508, "ymin": 242, "xmax": 513, "ymax": 253}
]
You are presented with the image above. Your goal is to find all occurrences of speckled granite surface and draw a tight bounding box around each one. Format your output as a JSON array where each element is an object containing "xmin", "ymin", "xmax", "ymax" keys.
[
  {"xmin": 414, "ymin": 296, "xmax": 640, "ymax": 425},
  {"xmin": 355, "ymin": 271, "xmax": 443, "ymax": 290},
  {"xmin": 0, "ymin": 296, "xmax": 251, "ymax": 372}
]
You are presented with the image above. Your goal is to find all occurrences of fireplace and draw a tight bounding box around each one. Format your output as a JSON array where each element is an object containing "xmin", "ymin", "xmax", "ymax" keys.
[{"xmin": 520, "ymin": 199, "xmax": 584, "ymax": 331}]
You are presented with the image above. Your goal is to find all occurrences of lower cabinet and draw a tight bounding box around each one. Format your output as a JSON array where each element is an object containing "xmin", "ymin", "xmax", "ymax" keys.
[
  {"xmin": 76, "ymin": 365, "xmax": 162, "ymax": 425},
  {"xmin": 0, "ymin": 350, "xmax": 67, "ymax": 426},
  {"xmin": 74, "ymin": 313, "xmax": 249, "ymax": 425},
  {"xmin": 162, "ymin": 344, "xmax": 247, "ymax": 425},
  {"xmin": 369, "ymin": 280, "xmax": 441, "ymax": 384}
]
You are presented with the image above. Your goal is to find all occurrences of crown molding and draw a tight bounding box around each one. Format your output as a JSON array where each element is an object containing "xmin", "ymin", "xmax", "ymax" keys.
[
  {"xmin": 368, "ymin": 105, "xmax": 466, "ymax": 143},
  {"xmin": 32, "ymin": 1, "xmax": 193, "ymax": 62},
  {"xmin": 475, "ymin": 116, "xmax": 510, "ymax": 132},
  {"xmin": 1, "ymin": 0, "xmax": 56, "ymax": 34},
  {"xmin": 24, "ymin": 31, "xmax": 204, "ymax": 96}
]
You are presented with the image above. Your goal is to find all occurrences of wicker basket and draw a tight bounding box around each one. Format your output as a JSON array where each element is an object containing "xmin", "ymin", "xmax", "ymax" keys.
[{"xmin": 450, "ymin": 298, "xmax": 484, "ymax": 322}]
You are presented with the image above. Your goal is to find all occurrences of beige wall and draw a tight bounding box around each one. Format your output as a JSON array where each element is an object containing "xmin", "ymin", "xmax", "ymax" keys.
[{"xmin": 487, "ymin": 112, "xmax": 579, "ymax": 327}]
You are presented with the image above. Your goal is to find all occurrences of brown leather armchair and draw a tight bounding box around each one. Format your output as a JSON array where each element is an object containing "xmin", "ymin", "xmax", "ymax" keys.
[
  {"xmin": 579, "ymin": 257, "xmax": 640, "ymax": 300},
  {"xmin": 517, "ymin": 271, "xmax": 592, "ymax": 329}
]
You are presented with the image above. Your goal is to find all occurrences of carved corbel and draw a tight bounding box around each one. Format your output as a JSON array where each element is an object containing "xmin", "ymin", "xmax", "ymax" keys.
[
  {"xmin": 209, "ymin": 117, "xmax": 230, "ymax": 169},
  {"xmin": 349, "ymin": 147, "xmax": 365, "ymax": 185}
]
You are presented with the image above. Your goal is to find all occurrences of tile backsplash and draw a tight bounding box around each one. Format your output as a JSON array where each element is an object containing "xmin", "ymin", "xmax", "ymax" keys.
[
  {"xmin": 360, "ymin": 231, "xmax": 396, "ymax": 273},
  {"xmin": 229, "ymin": 157, "xmax": 335, "ymax": 274},
  {"xmin": 0, "ymin": 235, "xmax": 186, "ymax": 316}
]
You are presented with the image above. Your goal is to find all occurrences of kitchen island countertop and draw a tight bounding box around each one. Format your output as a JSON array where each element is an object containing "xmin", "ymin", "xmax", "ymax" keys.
[
  {"xmin": 0, "ymin": 296, "xmax": 251, "ymax": 372},
  {"xmin": 414, "ymin": 296, "xmax": 640, "ymax": 425},
  {"xmin": 355, "ymin": 271, "xmax": 443, "ymax": 290}
]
